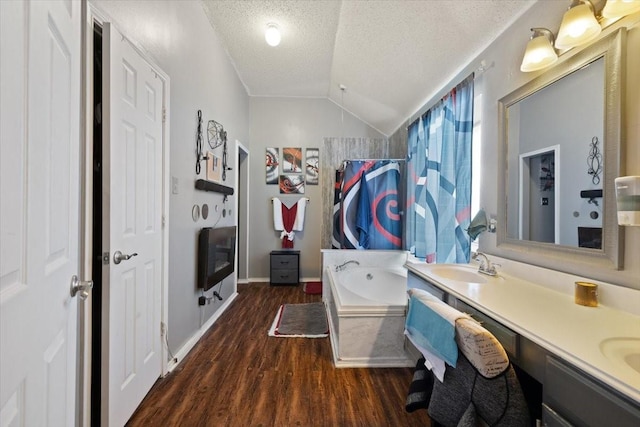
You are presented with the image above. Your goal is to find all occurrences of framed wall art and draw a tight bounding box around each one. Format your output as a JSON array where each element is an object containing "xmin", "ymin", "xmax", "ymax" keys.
[
  {"xmin": 279, "ymin": 174, "xmax": 305, "ymax": 194},
  {"xmin": 283, "ymin": 147, "xmax": 302, "ymax": 173},
  {"xmin": 305, "ymin": 148, "xmax": 319, "ymax": 185},
  {"xmin": 206, "ymin": 152, "xmax": 222, "ymax": 182},
  {"xmin": 266, "ymin": 147, "xmax": 279, "ymax": 184}
]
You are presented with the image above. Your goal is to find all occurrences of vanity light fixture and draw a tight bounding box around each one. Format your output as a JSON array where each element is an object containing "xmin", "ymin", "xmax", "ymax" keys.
[
  {"xmin": 265, "ymin": 23, "xmax": 281, "ymax": 47},
  {"xmin": 520, "ymin": 28, "xmax": 558, "ymax": 72},
  {"xmin": 555, "ymin": 0, "xmax": 601, "ymax": 50},
  {"xmin": 602, "ymin": 0, "xmax": 640, "ymax": 18}
]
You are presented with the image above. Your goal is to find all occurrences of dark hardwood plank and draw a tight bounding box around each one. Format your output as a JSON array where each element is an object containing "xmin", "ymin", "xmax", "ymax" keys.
[{"xmin": 127, "ymin": 283, "xmax": 431, "ymax": 426}]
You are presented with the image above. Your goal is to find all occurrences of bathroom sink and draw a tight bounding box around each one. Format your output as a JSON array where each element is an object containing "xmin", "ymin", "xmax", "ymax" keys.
[
  {"xmin": 428, "ymin": 265, "xmax": 488, "ymax": 284},
  {"xmin": 600, "ymin": 337, "xmax": 640, "ymax": 376}
]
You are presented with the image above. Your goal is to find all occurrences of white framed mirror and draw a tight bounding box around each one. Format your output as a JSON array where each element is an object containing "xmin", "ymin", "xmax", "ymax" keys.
[{"xmin": 497, "ymin": 28, "xmax": 626, "ymax": 272}]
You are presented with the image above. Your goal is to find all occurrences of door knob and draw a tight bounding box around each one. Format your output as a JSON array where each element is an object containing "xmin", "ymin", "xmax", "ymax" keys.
[
  {"xmin": 70, "ymin": 275, "xmax": 93, "ymax": 300},
  {"xmin": 113, "ymin": 250, "xmax": 138, "ymax": 265}
]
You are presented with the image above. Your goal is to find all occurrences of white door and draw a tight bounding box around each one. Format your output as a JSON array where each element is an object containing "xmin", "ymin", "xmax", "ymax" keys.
[
  {"xmin": 101, "ymin": 23, "xmax": 164, "ymax": 427},
  {"xmin": 1, "ymin": 0, "xmax": 81, "ymax": 426}
]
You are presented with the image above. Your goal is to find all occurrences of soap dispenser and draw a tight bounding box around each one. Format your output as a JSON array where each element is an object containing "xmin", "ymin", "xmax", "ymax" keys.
[{"xmin": 615, "ymin": 176, "xmax": 640, "ymax": 226}]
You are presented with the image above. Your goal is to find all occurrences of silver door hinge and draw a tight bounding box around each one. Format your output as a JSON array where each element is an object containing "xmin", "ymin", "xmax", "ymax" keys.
[
  {"xmin": 162, "ymin": 107, "xmax": 166, "ymax": 123},
  {"xmin": 103, "ymin": 252, "xmax": 110, "ymax": 265},
  {"xmin": 162, "ymin": 215, "xmax": 166, "ymax": 228}
]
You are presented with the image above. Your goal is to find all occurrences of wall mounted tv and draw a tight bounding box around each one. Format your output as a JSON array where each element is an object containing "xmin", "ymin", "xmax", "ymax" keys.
[{"xmin": 197, "ymin": 226, "xmax": 236, "ymax": 291}]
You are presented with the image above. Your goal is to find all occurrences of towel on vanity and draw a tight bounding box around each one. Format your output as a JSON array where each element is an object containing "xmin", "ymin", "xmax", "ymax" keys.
[{"xmin": 405, "ymin": 288, "xmax": 471, "ymax": 369}]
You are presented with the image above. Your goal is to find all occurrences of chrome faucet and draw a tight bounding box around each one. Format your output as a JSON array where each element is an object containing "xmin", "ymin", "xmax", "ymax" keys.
[
  {"xmin": 335, "ymin": 260, "xmax": 360, "ymax": 272},
  {"xmin": 471, "ymin": 251, "xmax": 499, "ymax": 276}
]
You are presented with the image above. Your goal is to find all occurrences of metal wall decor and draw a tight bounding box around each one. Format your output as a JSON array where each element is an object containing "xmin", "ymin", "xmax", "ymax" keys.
[
  {"xmin": 195, "ymin": 110, "xmax": 206, "ymax": 174},
  {"xmin": 587, "ymin": 136, "xmax": 602, "ymax": 185},
  {"xmin": 207, "ymin": 120, "xmax": 226, "ymax": 149}
]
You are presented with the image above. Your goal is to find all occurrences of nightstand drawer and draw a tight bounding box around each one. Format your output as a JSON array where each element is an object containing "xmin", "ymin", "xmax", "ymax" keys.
[
  {"xmin": 271, "ymin": 269, "xmax": 298, "ymax": 284},
  {"xmin": 271, "ymin": 255, "xmax": 297, "ymax": 269}
]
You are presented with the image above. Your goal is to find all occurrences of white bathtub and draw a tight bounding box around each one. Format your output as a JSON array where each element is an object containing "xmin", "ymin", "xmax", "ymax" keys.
[
  {"xmin": 329, "ymin": 266, "xmax": 408, "ymax": 312},
  {"xmin": 321, "ymin": 250, "xmax": 414, "ymax": 368}
]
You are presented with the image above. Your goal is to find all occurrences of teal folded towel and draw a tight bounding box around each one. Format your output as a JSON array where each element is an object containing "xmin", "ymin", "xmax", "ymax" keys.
[
  {"xmin": 405, "ymin": 292, "xmax": 467, "ymax": 367},
  {"xmin": 467, "ymin": 209, "xmax": 488, "ymax": 241}
]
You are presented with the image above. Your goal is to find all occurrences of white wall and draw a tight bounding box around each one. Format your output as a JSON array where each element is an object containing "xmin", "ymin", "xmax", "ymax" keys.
[
  {"xmin": 248, "ymin": 97, "xmax": 384, "ymax": 281},
  {"xmin": 392, "ymin": 2, "xmax": 640, "ymax": 289},
  {"xmin": 93, "ymin": 0, "xmax": 250, "ymax": 353}
]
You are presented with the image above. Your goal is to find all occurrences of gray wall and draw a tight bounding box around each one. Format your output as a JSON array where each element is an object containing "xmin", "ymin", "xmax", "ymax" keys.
[
  {"xmin": 248, "ymin": 97, "xmax": 384, "ymax": 281},
  {"xmin": 390, "ymin": 2, "xmax": 640, "ymax": 289},
  {"xmin": 516, "ymin": 58, "xmax": 604, "ymax": 246},
  {"xmin": 94, "ymin": 0, "xmax": 250, "ymax": 354}
]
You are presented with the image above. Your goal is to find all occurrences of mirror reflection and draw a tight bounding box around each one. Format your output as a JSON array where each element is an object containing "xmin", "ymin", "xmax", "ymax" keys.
[{"xmin": 506, "ymin": 57, "xmax": 605, "ymax": 249}]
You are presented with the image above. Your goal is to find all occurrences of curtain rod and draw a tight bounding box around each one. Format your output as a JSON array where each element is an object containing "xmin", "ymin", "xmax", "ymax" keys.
[{"xmin": 344, "ymin": 158, "xmax": 406, "ymax": 162}]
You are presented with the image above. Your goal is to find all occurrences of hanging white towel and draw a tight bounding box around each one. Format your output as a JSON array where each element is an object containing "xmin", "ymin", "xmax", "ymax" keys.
[
  {"xmin": 293, "ymin": 198, "xmax": 307, "ymax": 231},
  {"xmin": 273, "ymin": 198, "xmax": 284, "ymax": 231}
]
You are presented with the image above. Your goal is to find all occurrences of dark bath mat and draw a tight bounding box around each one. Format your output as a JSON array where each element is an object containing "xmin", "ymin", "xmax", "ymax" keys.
[{"xmin": 268, "ymin": 302, "xmax": 328, "ymax": 337}]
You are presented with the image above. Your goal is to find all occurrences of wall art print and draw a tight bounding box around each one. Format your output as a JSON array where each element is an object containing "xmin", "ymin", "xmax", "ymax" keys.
[
  {"xmin": 279, "ymin": 174, "xmax": 305, "ymax": 194},
  {"xmin": 266, "ymin": 147, "xmax": 279, "ymax": 184},
  {"xmin": 206, "ymin": 152, "xmax": 222, "ymax": 182},
  {"xmin": 305, "ymin": 148, "xmax": 319, "ymax": 185},
  {"xmin": 283, "ymin": 147, "xmax": 303, "ymax": 173}
]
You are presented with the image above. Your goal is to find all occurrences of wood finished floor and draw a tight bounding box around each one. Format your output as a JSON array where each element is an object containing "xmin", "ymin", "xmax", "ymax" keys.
[{"xmin": 127, "ymin": 283, "xmax": 431, "ymax": 427}]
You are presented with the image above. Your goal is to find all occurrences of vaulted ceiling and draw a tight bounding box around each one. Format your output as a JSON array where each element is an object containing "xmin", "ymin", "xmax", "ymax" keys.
[{"xmin": 202, "ymin": 0, "xmax": 537, "ymax": 136}]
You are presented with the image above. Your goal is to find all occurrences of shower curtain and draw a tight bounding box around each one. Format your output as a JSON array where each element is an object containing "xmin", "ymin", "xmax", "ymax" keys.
[
  {"xmin": 406, "ymin": 76, "xmax": 474, "ymax": 263},
  {"xmin": 332, "ymin": 160, "xmax": 402, "ymax": 250}
]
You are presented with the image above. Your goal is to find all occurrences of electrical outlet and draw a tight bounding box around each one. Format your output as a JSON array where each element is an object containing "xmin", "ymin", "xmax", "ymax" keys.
[{"xmin": 198, "ymin": 296, "xmax": 206, "ymax": 306}]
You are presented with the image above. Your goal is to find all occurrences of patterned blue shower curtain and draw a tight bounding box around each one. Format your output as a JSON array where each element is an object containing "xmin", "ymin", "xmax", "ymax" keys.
[
  {"xmin": 406, "ymin": 77, "xmax": 473, "ymax": 263},
  {"xmin": 333, "ymin": 160, "xmax": 402, "ymax": 250}
]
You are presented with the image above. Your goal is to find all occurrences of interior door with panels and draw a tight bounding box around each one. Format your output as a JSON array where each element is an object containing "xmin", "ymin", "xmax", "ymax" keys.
[
  {"xmin": 101, "ymin": 22, "xmax": 164, "ymax": 427},
  {"xmin": 1, "ymin": 0, "xmax": 81, "ymax": 425}
]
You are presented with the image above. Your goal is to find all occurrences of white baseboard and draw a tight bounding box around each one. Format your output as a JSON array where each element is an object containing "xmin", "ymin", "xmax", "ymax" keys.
[
  {"xmin": 167, "ymin": 291, "xmax": 238, "ymax": 373},
  {"xmin": 247, "ymin": 277, "xmax": 321, "ymax": 283}
]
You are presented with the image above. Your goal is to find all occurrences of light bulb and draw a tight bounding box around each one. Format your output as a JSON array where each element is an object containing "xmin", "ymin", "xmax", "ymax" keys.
[{"xmin": 265, "ymin": 24, "xmax": 281, "ymax": 47}]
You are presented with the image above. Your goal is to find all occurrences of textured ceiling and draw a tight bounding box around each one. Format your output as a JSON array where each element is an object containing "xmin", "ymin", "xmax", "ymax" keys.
[{"xmin": 202, "ymin": 0, "xmax": 537, "ymax": 136}]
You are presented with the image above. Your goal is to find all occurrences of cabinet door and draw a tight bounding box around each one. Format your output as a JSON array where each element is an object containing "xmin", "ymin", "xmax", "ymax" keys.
[
  {"xmin": 541, "ymin": 404, "xmax": 573, "ymax": 427},
  {"xmin": 451, "ymin": 297, "xmax": 519, "ymax": 360},
  {"xmin": 407, "ymin": 272, "xmax": 446, "ymax": 301},
  {"xmin": 544, "ymin": 356, "xmax": 640, "ymax": 427}
]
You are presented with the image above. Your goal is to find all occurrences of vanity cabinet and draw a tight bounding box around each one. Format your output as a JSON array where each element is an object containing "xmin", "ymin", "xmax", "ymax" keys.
[
  {"xmin": 450, "ymin": 297, "xmax": 519, "ymax": 361},
  {"xmin": 543, "ymin": 356, "xmax": 640, "ymax": 427},
  {"xmin": 407, "ymin": 271, "xmax": 447, "ymax": 301},
  {"xmin": 406, "ymin": 270, "xmax": 640, "ymax": 426}
]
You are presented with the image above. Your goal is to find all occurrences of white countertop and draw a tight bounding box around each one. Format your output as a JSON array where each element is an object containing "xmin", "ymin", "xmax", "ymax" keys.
[{"xmin": 405, "ymin": 260, "xmax": 640, "ymax": 404}]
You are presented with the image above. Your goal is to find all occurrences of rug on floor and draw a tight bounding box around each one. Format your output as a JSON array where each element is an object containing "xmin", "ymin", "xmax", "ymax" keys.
[
  {"xmin": 268, "ymin": 302, "xmax": 328, "ymax": 338},
  {"xmin": 302, "ymin": 281, "xmax": 322, "ymax": 295}
]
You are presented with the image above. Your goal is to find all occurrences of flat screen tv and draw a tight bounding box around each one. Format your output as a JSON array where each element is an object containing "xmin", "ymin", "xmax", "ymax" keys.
[{"xmin": 197, "ymin": 226, "xmax": 236, "ymax": 291}]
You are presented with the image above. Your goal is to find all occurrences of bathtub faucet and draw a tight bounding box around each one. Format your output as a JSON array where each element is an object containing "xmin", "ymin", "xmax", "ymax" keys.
[
  {"xmin": 335, "ymin": 260, "xmax": 360, "ymax": 272},
  {"xmin": 471, "ymin": 251, "xmax": 499, "ymax": 276}
]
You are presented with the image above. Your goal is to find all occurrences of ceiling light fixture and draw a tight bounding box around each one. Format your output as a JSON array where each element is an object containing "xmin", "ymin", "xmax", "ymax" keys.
[
  {"xmin": 265, "ymin": 23, "xmax": 281, "ymax": 47},
  {"xmin": 602, "ymin": 0, "xmax": 640, "ymax": 18},
  {"xmin": 555, "ymin": 0, "xmax": 601, "ymax": 50},
  {"xmin": 521, "ymin": 28, "xmax": 558, "ymax": 72}
]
